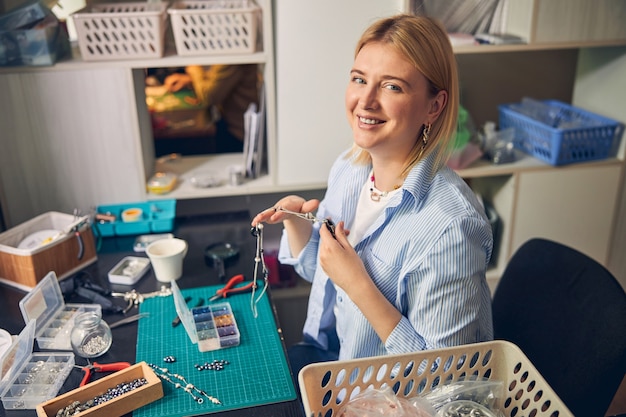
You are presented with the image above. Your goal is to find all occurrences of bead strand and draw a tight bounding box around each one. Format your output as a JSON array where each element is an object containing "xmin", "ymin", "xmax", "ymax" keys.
[{"xmin": 148, "ymin": 364, "xmax": 221, "ymax": 405}]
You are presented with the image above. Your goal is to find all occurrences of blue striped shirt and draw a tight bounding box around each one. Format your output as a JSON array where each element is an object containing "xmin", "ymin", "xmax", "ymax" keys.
[{"xmin": 278, "ymin": 150, "xmax": 494, "ymax": 360}]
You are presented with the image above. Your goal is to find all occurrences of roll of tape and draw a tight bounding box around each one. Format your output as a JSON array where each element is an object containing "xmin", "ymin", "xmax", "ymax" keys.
[{"xmin": 122, "ymin": 208, "xmax": 143, "ymax": 222}]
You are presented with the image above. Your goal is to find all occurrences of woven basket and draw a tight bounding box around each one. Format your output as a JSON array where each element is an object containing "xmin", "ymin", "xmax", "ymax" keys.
[
  {"xmin": 73, "ymin": 2, "xmax": 168, "ymax": 61},
  {"xmin": 299, "ymin": 341, "xmax": 573, "ymax": 417},
  {"xmin": 168, "ymin": 0, "xmax": 260, "ymax": 56}
]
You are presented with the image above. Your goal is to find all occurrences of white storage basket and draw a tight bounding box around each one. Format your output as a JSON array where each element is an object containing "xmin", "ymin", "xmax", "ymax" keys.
[
  {"xmin": 168, "ymin": 0, "xmax": 260, "ymax": 56},
  {"xmin": 72, "ymin": 2, "xmax": 168, "ymax": 61},
  {"xmin": 299, "ymin": 341, "xmax": 573, "ymax": 417}
]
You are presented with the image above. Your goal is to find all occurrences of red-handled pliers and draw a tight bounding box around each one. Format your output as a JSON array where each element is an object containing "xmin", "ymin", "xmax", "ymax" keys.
[
  {"xmin": 209, "ymin": 274, "xmax": 254, "ymax": 301},
  {"xmin": 80, "ymin": 362, "xmax": 131, "ymax": 386}
]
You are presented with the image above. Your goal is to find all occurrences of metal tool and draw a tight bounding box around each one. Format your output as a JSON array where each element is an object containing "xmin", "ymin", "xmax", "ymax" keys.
[
  {"xmin": 274, "ymin": 206, "xmax": 336, "ymax": 237},
  {"xmin": 111, "ymin": 285, "xmax": 172, "ymax": 314},
  {"xmin": 108, "ymin": 313, "xmax": 150, "ymax": 329},
  {"xmin": 78, "ymin": 361, "xmax": 131, "ymax": 386},
  {"xmin": 209, "ymin": 274, "xmax": 254, "ymax": 302}
]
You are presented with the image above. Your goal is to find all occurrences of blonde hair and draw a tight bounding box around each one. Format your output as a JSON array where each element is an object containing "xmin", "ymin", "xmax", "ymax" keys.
[{"xmin": 347, "ymin": 14, "xmax": 459, "ymax": 177}]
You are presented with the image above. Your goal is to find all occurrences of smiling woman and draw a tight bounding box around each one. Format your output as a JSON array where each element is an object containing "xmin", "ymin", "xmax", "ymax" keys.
[
  {"xmin": 145, "ymin": 64, "xmax": 261, "ymax": 157},
  {"xmin": 250, "ymin": 14, "xmax": 494, "ymax": 384}
]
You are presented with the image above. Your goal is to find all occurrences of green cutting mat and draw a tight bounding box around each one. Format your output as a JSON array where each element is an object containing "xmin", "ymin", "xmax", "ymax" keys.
[{"xmin": 134, "ymin": 285, "xmax": 297, "ymax": 416}]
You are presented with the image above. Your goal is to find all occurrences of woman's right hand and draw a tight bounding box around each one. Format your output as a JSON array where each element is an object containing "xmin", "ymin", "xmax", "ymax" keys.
[
  {"xmin": 251, "ymin": 195, "xmax": 320, "ymax": 227},
  {"xmin": 252, "ymin": 196, "xmax": 321, "ymax": 258}
]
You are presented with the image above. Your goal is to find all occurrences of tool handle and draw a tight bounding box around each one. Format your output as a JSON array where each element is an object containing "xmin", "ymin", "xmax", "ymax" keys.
[
  {"xmin": 223, "ymin": 282, "xmax": 255, "ymax": 296},
  {"xmin": 80, "ymin": 368, "xmax": 92, "ymax": 387},
  {"xmin": 75, "ymin": 231, "xmax": 84, "ymax": 260},
  {"xmin": 221, "ymin": 274, "xmax": 245, "ymax": 292},
  {"xmin": 94, "ymin": 362, "xmax": 132, "ymax": 372}
]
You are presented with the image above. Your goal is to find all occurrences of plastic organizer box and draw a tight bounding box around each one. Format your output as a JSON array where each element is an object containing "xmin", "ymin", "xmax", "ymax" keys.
[
  {"xmin": 168, "ymin": 0, "xmax": 260, "ymax": 56},
  {"xmin": 0, "ymin": 320, "xmax": 75, "ymax": 410},
  {"xmin": 171, "ymin": 281, "xmax": 240, "ymax": 352},
  {"xmin": 95, "ymin": 199, "xmax": 176, "ymax": 237},
  {"xmin": 19, "ymin": 272, "xmax": 102, "ymax": 351},
  {"xmin": 72, "ymin": 1, "xmax": 168, "ymax": 61},
  {"xmin": 299, "ymin": 340, "xmax": 573, "ymax": 417},
  {"xmin": 498, "ymin": 99, "xmax": 624, "ymax": 166}
]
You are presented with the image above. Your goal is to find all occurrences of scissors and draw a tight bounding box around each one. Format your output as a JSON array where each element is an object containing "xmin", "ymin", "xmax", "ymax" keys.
[
  {"xmin": 273, "ymin": 206, "xmax": 336, "ymax": 238},
  {"xmin": 209, "ymin": 274, "xmax": 255, "ymax": 302}
]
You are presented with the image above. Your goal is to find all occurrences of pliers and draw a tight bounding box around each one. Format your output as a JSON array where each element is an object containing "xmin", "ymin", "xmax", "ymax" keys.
[
  {"xmin": 209, "ymin": 274, "xmax": 254, "ymax": 301},
  {"xmin": 80, "ymin": 362, "xmax": 131, "ymax": 386},
  {"xmin": 273, "ymin": 206, "xmax": 336, "ymax": 237}
]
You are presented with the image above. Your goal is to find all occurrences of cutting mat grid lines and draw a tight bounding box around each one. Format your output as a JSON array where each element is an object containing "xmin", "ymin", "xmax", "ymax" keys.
[{"xmin": 134, "ymin": 285, "xmax": 296, "ymax": 417}]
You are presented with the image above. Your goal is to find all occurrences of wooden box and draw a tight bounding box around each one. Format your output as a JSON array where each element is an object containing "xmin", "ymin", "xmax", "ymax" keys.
[
  {"xmin": 36, "ymin": 362, "xmax": 163, "ymax": 417},
  {"xmin": 0, "ymin": 212, "xmax": 97, "ymax": 289}
]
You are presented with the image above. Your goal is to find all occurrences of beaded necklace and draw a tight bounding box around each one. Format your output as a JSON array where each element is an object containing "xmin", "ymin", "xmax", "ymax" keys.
[{"xmin": 369, "ymin": 174, "xmax": 402, "ymax": 202}]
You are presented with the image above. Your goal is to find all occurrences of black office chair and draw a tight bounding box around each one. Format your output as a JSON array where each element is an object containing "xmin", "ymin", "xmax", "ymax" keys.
[{"xmin": 492, "ymin": 238, "xmax": 626, "ymax": 417}]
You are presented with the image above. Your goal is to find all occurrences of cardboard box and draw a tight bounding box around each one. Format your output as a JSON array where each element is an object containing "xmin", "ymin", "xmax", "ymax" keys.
[
  {"xmin": 0, "ymin": 212, "xmax": 97, "ymax": 289},
  {"xmin": 36, "ymin": 362, "xmax": 163, "ymax": 417}
]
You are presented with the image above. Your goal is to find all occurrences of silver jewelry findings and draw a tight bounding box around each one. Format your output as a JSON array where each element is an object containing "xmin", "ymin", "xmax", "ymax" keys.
[{"xmin": 55, "ymin": 378, "xmax": 148, "ymax": 417}]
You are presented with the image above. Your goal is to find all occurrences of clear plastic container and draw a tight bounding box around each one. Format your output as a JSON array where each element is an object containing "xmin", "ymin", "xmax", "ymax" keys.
[
  {"xmin": 70, "ymin": 311, "xmax": 112, "ymax": 358},
  {"xmin": 19, "ymin": 272, "xmax": 102, "ymax": 350},
  {"xmin": 171, "ymin": 281, "xmax": 240, "ymax": 352},
  {"xmin": 0, "ymin": 320, "xmax": 75, "ymax": 410}
]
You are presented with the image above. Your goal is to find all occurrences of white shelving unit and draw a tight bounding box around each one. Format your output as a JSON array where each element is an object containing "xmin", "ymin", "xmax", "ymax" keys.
[{"xmin": 0, "ymin": 0, "xmax": 278, "ymax": 227}]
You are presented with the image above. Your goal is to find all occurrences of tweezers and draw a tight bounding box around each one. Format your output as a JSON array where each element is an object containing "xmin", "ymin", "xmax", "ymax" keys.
[{"xmin": 109, "ymin": 312, "xmax": 150, "ymax": 329}]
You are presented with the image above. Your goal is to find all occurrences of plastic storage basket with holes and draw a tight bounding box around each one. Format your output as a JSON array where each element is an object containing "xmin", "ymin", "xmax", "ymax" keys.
[
  {"xmin": 498, "ymin": 99, "xmax": 624, "ymax": 166},
  {"xmin": 298, "ymin": 341, "xmax": 573, "ymax": 417},
  {"xmin": 72, "ymin": 2, "xmax": 168, "ymax": 61},
  {"xmin": 167, "ymin": 0, "xmax": 260, "ymax": 56}
]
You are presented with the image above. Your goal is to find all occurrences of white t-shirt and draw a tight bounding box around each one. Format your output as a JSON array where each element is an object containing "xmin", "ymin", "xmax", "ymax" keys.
[{"xmin": 348, "ymin": 179, "xmax": 401, "ymax": 246}]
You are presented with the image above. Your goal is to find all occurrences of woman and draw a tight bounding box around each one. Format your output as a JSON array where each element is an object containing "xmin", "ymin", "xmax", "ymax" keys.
[{"xmin": 252, "ymin": 14, "xmax": 493, "ymax": 373}]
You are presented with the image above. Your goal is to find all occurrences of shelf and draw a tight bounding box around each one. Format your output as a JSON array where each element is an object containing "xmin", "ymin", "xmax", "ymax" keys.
[
  {"xmin": 455, "ymin": 154, "xmax": 623, "ymax": 179},
  {"xmin": 147, "ymin": 153, "xmax": 326, "ymax": 201},
  {"xmin": 0, "ymin": 44, "xmax": 269, "ymax": 74},
  {"xmin": 453, "ymin": 39, "xmax": 626, "ymax": 55},
  {"xmin": 149, "ymin": 151, "xmax": 625, "ymax": 201}
]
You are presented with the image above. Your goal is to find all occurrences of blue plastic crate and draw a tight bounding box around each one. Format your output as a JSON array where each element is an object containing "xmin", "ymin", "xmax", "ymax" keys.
[
  {"xmin": 498, "ymin": 100, "xmax": 624, "ymax": 166},
  {"xmin": 94, "ymin": 200, "xmax": 176, "ymax": 237}
]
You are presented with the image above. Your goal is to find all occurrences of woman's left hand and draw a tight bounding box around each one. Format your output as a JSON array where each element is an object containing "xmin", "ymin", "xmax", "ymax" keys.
[{"xmin": 319, "ymin": 221, "xmax": 369, "ymax": 293}]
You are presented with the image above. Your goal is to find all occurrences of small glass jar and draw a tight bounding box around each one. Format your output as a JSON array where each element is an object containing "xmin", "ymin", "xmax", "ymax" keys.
[{"xmin": 70, "ymin": 311, "xmax": 112, "ymax": 358}]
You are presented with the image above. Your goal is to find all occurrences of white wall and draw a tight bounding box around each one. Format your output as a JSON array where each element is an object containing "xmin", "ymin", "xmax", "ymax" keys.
[
  {"xmin": 573, "ymin": 46, "xmax": 626, "ymax": 289},
  {"xmin": 274, "ymin": 0, "xmax": 406, "ymax": 187}
]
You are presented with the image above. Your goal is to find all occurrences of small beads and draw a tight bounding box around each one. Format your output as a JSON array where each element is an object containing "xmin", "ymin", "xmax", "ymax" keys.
[
  {"xmin": 194, "ymin": 359, "xmax": 230, "ymax": 371},
  {"xmin": 163, "ymin": 355, "xmax": 176, "ymax": 363},
  {"xmin": 55, "ymin": 378, "xmax": 147, "ymax": 417}
]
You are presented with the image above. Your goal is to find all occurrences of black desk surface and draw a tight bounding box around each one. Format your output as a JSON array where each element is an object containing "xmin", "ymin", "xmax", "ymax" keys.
[{"xmin": 0, "ymin": 212, "xmax": 304, "ymax": 417}]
